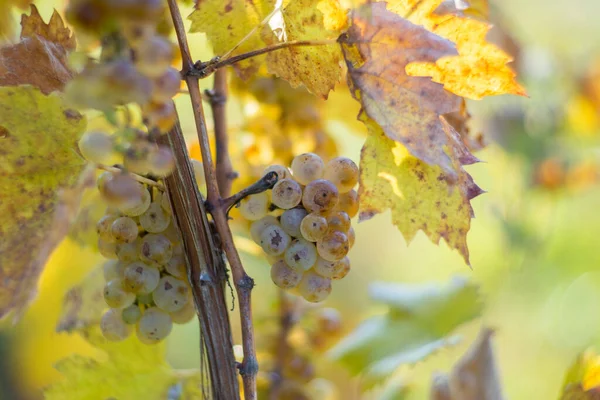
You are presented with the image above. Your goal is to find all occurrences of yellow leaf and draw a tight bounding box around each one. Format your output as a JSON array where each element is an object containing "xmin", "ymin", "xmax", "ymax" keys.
[
  {"xmin": 56, "ymin": 267, "xmax": 105, "ymax": 332},
  {"xmin": 359, "ymin": 115, "xmax": 482, "ymax": 264},
  {"xmin": 0, "ymin": 86, "xmax": 87, "ymax": 318},
  {"xmin": 266, "ymin": 0, "xmax": 345, "ymax": 98},
  {"xmin": 20, "ymin": 5, "xmax": 76, "ymax": 51},
  {"xmin": 388, "ymin": 0, "xmax": 525, "ymax": 99},
  {"xmin": 189, "ymin": 0, "xmax": 275, "ymax": 78}
]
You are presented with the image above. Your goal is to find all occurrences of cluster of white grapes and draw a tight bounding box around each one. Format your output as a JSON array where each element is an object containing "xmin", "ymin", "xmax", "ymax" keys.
[{"xmin": 240, "ymin": 153, "xmax": 359, "ymax": 302}]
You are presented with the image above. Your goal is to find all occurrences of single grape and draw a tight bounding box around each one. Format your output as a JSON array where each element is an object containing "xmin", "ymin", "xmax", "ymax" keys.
[
  {"xmin": 116, "ymin": 240, "xmax": 141, "ymax": 263},
  {"xmin": 104, "ymin": 278, "xmax": 135, "ymax": 308},
  {"xmin": 284, "ymin": 239, "xmax": 317, "ymax": 272},
  {"xmin": 146, "ymin": 146, "xmax": 175, "ymax": 177},
  {"xmin": 136, "ymin": 307, "xmax": 173, "ymax": 344},
  {"xmin": 97, "ymin": 214, "xmax": 118, "ymax": 242},
  {"xmin": 101, "ymin": 308, "xmax": 131, "ymax": 341},
  {"xmin": 300, "ymin": 213, "xmax": 328, "ymax": 242},
  {"xmin": 153, "ymin": 276, "xmax": 190, "ymax": 312},
  {"xmin": 122, "ymin": 261, "xmax": 160, "ymax": 294},
  {"xmin": 298, "ymin": 270, "xmax": 332, "ymax": 303},
  {"xmin": 151, "ymin": 67, "xmax": 181, "ymax": 103},
  {"xmin": 143, "ymin": 101, "xmax": 177, "ymax": 132},
  {"xmin": 250, "ymin": 216, "xmax": 280, "ymax": 244},
  {"xmin": 326, "ymin": 211, "xmax": 351, "ymax": 233},
  {"xmin": 302, "ymin": 179, "xmax": 339, "ymax": 213},
  {"xmin": 135, "ymin": 36, "xmax": 174, "ymax": 78},
  {"xmin": 121, "ymin": 305, "xmax": 142, "ymax": 325},
  {"xmin": 238, "ymin": 192, "xmax": 270, "ymax": 221},
  {"xmin": 270, "ymin": 259, "xmax": 303, "ymax": 289},
  {"xmin": 323, "ymin": 157, "xmax": 359, "ymax": 193},
  {"xmin": 103, "ymin": 260, "xmax": 125, "ymax": 281},
  {"xmin": 139, "ymin": 202, "xmax": 170, "ymax": 233},
  {"xmin": 140, "ymin": 233, "xmax": 173, "ymax": 266},
  {"xmin": 97, "ymin": 171, "xmax": 113, "ymax": 192},
  {"xmin": 259, "ymin": 225, "xmax": 291, "ymax": 256},
  {"xmin": 264, "ymin": 164, "xmax": 291, "ymax": 181},
  {"xmin": 331, "ymin": 256, "xmax": 350, "ymax": 280},
  {"xmin": 316, "ymin": 231, "xmax": 349, "ymax": 262},
  {"xmin": 111, "ymin": 216, "xmax": 139, "ymax": 243},
  {"xmin": 170, "ymin": 299, "xmax": 196, "ymax": 324},
  {"xmin": 100, "ymin": 173, "xmax": 144, "ymax": 208},
  {"xmin": 291, "ymin": 153, "xmax": 324, "ymax": 185},
  {"xmin": 165, "ymin": 253, "xmax": 186, "ymax": 279},
  {"xmin": 271, "ymin": 178, "xmax": 303, "ymax": 209},
  {"xmin": 347, "ymin": 226, "xmax": 355, "ymax": 248},
  {"xmin": 98, "ymin": 237, "xmax": 118, "ymax": 259},
  {"xmin": 124, "ymin": 141, "xmax": 152, "ymax": 175},
  {"xmin": 334, "ymin": 189, "xmax": 359, "ymax": 218},
  {"xmin": 78, "ymin": 131, "xmax": 114, "ymax": 164},
  {"xmin": 313, "ymin": 257, "xmax": 343, "ymax": 279},
  {"xmin": 119, "ymin": 187, "xmax": 151, "ymax": 217},
  {"xmin": 280, "ymin": 208, "xmax": 308, "ymax": 237}
]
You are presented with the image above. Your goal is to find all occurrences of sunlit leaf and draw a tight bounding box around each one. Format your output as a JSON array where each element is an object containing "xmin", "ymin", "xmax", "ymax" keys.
[
  {"xmin": 0, "ymin": 86, "xmax": 87, "ymax": 319},
  {"xmin": 56, "ymin": 267, "xmax": 105, "ymax": 332},
  {"xmin": 560, "ymin": 350, "xmax": 600, "ymax": 400}
]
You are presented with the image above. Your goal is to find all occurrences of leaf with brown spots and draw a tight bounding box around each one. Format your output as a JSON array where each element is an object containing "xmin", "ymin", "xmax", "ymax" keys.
[
  {"xmin": 265, "ymin": 0, "xmax": 346, "ymax": 98},
  {"xmin": 0, "ymin": 86, "xmax": 87, "ymax": 319},
  {"xmin": 358, "ymin": 114, "xmax": 482, "ymax": 264},
  {"xmin": 339, "ymin": 2, "xmax": 472, "ymax": 177},
  {"xmin": 0, "ymin": 5, "xmax": 75, "ymax": 94},
  {"xmin": 57, "ymin": 266, "xmax": 105, "ymax": 332}
]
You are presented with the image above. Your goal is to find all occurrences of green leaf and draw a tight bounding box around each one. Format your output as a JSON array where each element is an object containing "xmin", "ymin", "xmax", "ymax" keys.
[
  {"xmin": 0, "ymin": 85, "xmax": 87, "ymax": 319},
  {"xmin": 328, "ymin": 276, "xmax": 482, "ymax": 387}
]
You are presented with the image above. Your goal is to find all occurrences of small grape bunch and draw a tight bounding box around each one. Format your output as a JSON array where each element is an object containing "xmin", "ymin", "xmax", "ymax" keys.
[
  {"xmin": 242, "ymin": 153, "xmax": 359, "ymax": 303},
  {"xmin": 96, "ymin": 184, "xmax": 197, "ymax": 343}
]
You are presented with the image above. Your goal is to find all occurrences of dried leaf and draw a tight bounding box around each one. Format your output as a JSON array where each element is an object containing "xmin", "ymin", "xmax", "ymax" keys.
[
  {"xmin": 358, "ymin": 115, "xmax": 482, "ymax": 264},
  {"xmin": 0, "ymin": 86, "xmax": 87, "ymax": 319},
  {"xmin": 0, "ymin": 5, "xmax": 75, "ymax": 94},
  {"xmin": 339, "ymin": 2, "xmax": 469, "ymax": 176},
  {"xmin": 265, "ymin": 0, "xmax": 345, "ymax": 98},
  {"xmin": 388, "ymin": 0, "xmax": 525, "ymax": 99}
]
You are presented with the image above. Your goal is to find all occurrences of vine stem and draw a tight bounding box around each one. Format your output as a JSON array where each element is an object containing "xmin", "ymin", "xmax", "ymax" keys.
[{"xmin": 167, "ymin": 1, "xmax": 259, "ymax": 399}]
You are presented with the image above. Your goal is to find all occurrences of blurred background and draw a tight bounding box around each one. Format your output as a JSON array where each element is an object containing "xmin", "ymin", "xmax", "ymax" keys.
[{"xmin": 3, "ymin": 0, "xmax": 600, "ymax": 399}]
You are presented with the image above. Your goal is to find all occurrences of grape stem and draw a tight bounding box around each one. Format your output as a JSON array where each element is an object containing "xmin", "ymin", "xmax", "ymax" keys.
[
  {"xmin": 168, "ymin": 0, "xmax": 259, "ymax": 399},
  {"xmin": 96, "ymin": 164, "xmax": 164, "ymax": 190},
  {"xmin": 221, "ymin": 171, "xmax": 279, "ymax": 215}
]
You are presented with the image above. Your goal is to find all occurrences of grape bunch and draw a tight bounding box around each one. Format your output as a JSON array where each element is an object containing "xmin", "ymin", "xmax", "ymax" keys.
[{"xmin": 241, "ymin": 153, "xmax": 359, "ymax": 303}]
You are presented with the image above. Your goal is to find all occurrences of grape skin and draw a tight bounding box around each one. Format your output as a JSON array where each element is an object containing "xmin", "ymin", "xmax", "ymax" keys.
[
  {"xmin": 137, "ymin": 307, "xmax": 173, "ymax": 344},
  {"xmin": 264, "ymin": 164, "xmax": 291, "ymax": 181},
  {"xmin": 146, "ymin": 146, "xmax": 175, "ymax": 177},
  {"xmin": 313, "ymin": 257, "xmax": 344, "ymax": 279},
  {"xmin": 122, "ymin": 262, "xmax": 160, "ymax": 294},
  {"xmin": 165, "ymin": 253, "xmax": 186, "ymax": 279},
  {"xmin": 153, "ymin": 276, "xmax": 190, "ymax": 312},
  {"xmin": 291, "ymin": 153, "xmax": 325, "ymax": 185},
  {"xmin": 101, "ymin": 308, "xmax": 131, "ymax": 341},
  {"xmin": 334, "ymin": 189, "xmax": 359, "ymax": 218},
  {"xmin": 78, "ymin": 131, "xmax": 114, "ymax": 164},
  {"xmin": 98, "ymin": 237, "xmax": 118, "ymax": 259},
  {"xmin": 122, "ymin": 305, "xmax": 142, "ymax": 325},
  {"xmin": 140, "ymin": 234, "xmax": 173, "ymax": 266},
  {"xmin": 284, "ymin": 239, "xmax": 317, "ymax": 272},
  {"xmin": 170, "ymin": 300, "xmax": 196, "ymax": 324},
  {"xmin": 116, "ymin": 240, "xmax": 141, "ymax": 263},
  {"xmin": 271, "ymin": 178, "xmax": 303, "ymax": 209},
  {"xmin": 259, "ymin": 225, "xmax": 291, "ymax": 256},
  {"xmin": 140, "ymin": 202, "xmax": 171, "ymax": 233},
  {"xmin": 347, "ymin": 226, "xmax": 355, "ymax": 248},
  {"xmin": 135, "ymin": 36, "xmax": 174, "ymax": 78},
  {"xmin": 100, "ymin": 173, "xmax": 144, "ymax": 208},
  {"xmin": 111, "ymin": 216, "xmax": 139, "ymax": 243},
  {"xmin": 119, "ymin": 187, "xmax": 151, "ymax": 217},
  {"xmin": 326, "ymin": 211, "xmax": 351, "ymax": 233},
  {"xmin": 103, "ymin": 260, "xmax": 125, "ymax": 281},
  {"xmin": 270, "ymin": 259, "xmax": 303, "ymax": 289},
  {"xmin": 323, "ymin": 157, "xmax": 359, "ymax": 193},
  {"xmin": 280, "ymin": 208, "xmax": 308, "ymax": 238},
  {"xmin": 331, "ymin": 256, "xmax": 351, "ymax": 280},
  {"xmin": 298, "ymin": 270, "xmax": 332, "ymax": 303},
  {"xmin": 300, "ymin": 214, "xmax": 328, "ymax": 242},
  {"xmin": 97, "ymin": 214, "xmax": 118, "ymax": 242},
  {"xmin": 301, "ymin": 179, "xmax": 339, "ymax": 213},
  {"xmin": 104, "ymin": 278, "xmax": 135, "ymax": 308},
  {"xmin": 151, "ymin": 67, "xmax": 181, "ymax": 103},
  {"xmin": 239, "ymin": 192, "xmax": 270, "ymax": 221},
  {"xmin": 316, "ymin": 231, "xmax": 349, "ymax": 262},
  {"xmin": 250, "ymin": 216, "xmax": 280, "ymax": 244}
]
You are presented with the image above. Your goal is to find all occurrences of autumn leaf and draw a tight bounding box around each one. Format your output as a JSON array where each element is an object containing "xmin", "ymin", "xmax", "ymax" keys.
[
  {"xmin": 560, "ymin": 351, "xmax": 600, "ymax": 400},
  {"xmin": 358, "ymin": 114, "xmax": 482, "ymax": 264},
  {"xmin": 264, "ymin": 0, "xmax": 346, "ymax": 98},
  {"xmin": 57, "ymin": 267, "xmax": 105, "ymax": 332},
  {"xmin": 339, "ymin": 2, "xmax": 470, "ymax": 176},
  {"xmin": 0, "ymin": 86, "xmax": 87, "ymax": 319},
  {"xmin": 45, "ymin": 327, "xmax": 204, "ymax": 400},
  {"xmin": 388, "ymin": 0, "xmax": 525, "ymax": 99},
  {"xmin": 0, "ymin": 5, "xmax": 75, "ymax": 94},
  {"xmin": 189, "ymin": 0, "xmax": 275, "ymax": 78}
]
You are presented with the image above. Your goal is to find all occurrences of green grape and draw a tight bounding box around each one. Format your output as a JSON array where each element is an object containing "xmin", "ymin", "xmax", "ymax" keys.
[
  {"xmin": 121, "ymin": 304, "xmax": 142, "ymax": 325},
  {"xmin": 271, "ymin": 178, "xmax": 303, "ymax": 209},
  {"xmin": 152, "ymin": 276, "xmax": 190, "ymax": 312},
  {"xmin": 104, "ymin": 278, "xmax": 135, "ymax": 308},
  {"xmin": 259, "ymin": 225, "xmax": 291, "ymax": 256},
  {"xmin": 280, "ymin": 208, "xmax": 308, "ymax": 237},
  {"xmin": 270, "ymin": 259, "xmax": 303, "ymax": 289},
  {"xmin": 140, "ymin": 233, "xmax": 173, "ymax": 266},
  {"xmin": 347, "ymin": 226, "xmax": 355, "ymax": 248},
  {"xmin": 170, "ymin": 300, "xmax": 196, "ymax": 324},
  {"xmin": 264, "ymin": 164, "xmax": 291, "ymax": 181},
  {"xmin": 316, "ymin": 308, "xmax": 342, "ymax": 334},
  {"xmin": 101, "ymin": 308, "xmax": 131, "ymax": 341},
  {"xmin": 122, "ymin": 262, "xmax": 160, "ymax": 294},
  {"xmin": 143, "ymin": 101, "xmax": 177, "ymax": 132},
  {"xmin": 160, "ymin": 192, "xmax": 172, "ymax": 215},
  {"xmin": 291, "ymin": 153, "xmax": 325, "ymax": 185},
  {"xmin": 116, "ymin": 240, "xmax": 141, "ymax": 263},
  {"xmin": 284, "ymin": 239, "xmax": 317, "ymax": 272},
  {"xmin": 97, "ymin": 214, "xmax": 118, "ymax": 242},
  {"xmin": 139, "ymin": 202, "xmax": 171, "ymax": 233},
  {"xmin": 111, "ymin": 216, "xmax": 139, "ymax": 243},
  {"xmin": 326, "ymin": 211, "xmax": 351, "ymax": 233},
  {"xmin": 165, "ymin": 253, "xmax": 186, "ymax": 279},
  {"xmin": 323, "ymin": 157, "xmax": 359, "ymax": 193},
  {"xmin": 100, "ymin": 173, "xmax": 144, "ymax": 208},
  {"xmin": 239, "ymin": 192, "xmax": 270, "ymax": 221},
  {"xmin": 151, "ymin": 67, "xmax": 181, "ymax": 103},
  {"xmin": 135, "ymin": 36, "xmax": 174, "ymax": 78},
  {"xmin": 146, "ymin": 146, "xmax": 175, "ymax": 177},
  {"xmin": 136, "ymin": 292, "xmax": 154, "ymax": 306},
  {"xmin": 316, "ymin": 231, "xmax": 349, "ymax": 262},
  {"xmin": 302, "ymin": 179, "xmax": 339, "ymax": 214},
  {"xmin": 98, "ymin": 237, "xmax": 118, "ymax": 259},
  {"xmin": 78, "ymin": 131, "xmax": 114, "ymax": 164},
  {"xmin": 97, "ymin": 171, "xmax": 113, "ymax": 192},
  {"xmin": 331, "ymin": 256, "xmax": 350, "ymax": 280},
  {"xmin": 298, "ymin": 270, "xmax": 332, "ymax": 303},
  {"xmin": 313, "ymin": 257, "xmax": 343, "ymax": 279},
  {"xmin": 119, "ymin": 187, "xmax": 151, "ymax": 217},
  {"xmin": 103, "ymin": 260, "xmax": 125, "ymax": 281},
  {"xmin": 300, "ymin": 214, "xmax": 328, "ymax": 242},
  {"xmin": 250, "ymin": 215, "xmax": 280, "ymax": 244},
  {"xmin": 136, "ymin": 307, "xmax": 173, "ymax": 344},
  {"xmin": 334, "ymin": 189, "xmax": 359, "ymax": 218}
]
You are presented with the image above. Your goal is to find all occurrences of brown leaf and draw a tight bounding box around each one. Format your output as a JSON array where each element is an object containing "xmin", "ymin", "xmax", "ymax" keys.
[{"xmin": 0, "ymin": 5, "xmax": 75, "ymax": 94}]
